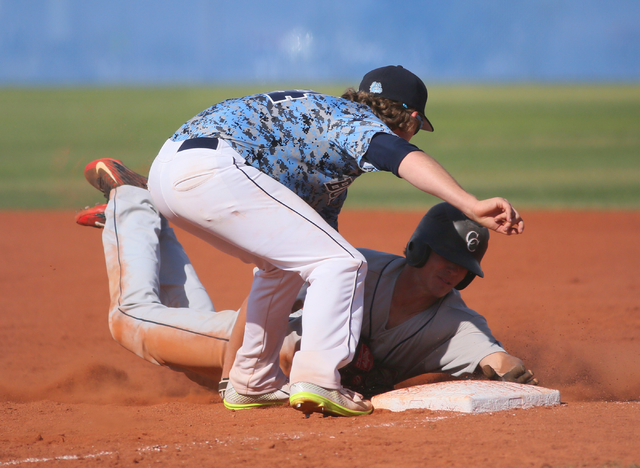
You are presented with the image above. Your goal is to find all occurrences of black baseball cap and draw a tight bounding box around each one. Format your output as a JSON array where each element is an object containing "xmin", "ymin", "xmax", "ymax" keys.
[{"xmin": 358, "ymin": 65, "xmax": 434, "ymax": 132}]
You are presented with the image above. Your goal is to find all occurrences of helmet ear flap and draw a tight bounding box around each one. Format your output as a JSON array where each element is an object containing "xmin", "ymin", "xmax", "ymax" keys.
[
  {"xmin": 455, "ymin": 272, "xmax": 476, "ymax": 290},
  {"xmin": 405, "ymin": 240, "xmax": 432, "ymax": 268}
]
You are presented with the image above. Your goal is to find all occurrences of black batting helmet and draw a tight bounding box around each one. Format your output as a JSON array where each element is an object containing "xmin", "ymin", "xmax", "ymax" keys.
[{"xmin": 405, "ymin": 203, "xmax": 490, "ymax": 290}]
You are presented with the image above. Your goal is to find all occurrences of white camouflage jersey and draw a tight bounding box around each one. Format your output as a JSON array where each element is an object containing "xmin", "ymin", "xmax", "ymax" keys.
[{"xmin": 171, "ymin": 91, "xmax": 395, "ymax": 229}]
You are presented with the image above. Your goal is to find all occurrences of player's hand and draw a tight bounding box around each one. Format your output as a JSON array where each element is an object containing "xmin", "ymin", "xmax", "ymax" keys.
[
  {"xmin": 470, "ymin": 198, "xmax": 524, "ymax": 235},
  {"xmin": 482, "ymin": 364, "xmax": 538, "ymax": 385}
]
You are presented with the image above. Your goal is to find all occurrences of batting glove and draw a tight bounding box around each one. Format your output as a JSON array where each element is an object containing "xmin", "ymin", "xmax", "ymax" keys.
[{"xmin": 482, "ymin": 364, "xmax": 538, "ymax": 385}]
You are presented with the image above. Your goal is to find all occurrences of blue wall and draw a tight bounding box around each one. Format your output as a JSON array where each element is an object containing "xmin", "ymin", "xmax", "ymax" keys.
[{"xmin": 1, "ymin": 0, "xmax": 639, "ymax": 85}]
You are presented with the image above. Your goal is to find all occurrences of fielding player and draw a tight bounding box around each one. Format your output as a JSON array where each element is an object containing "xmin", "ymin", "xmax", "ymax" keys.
[
  {"xmin": 76, "ymin": 174, "xmax": 535, "ymax": 416},
  {"xmin": 132, "ymin": 65, "xmax": 524, "ymax": 417}
]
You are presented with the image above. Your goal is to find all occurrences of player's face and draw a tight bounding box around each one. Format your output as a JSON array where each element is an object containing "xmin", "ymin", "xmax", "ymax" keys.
[{"xmin": 419, "ymin": 252, "xmax": 468, "ymax": 297}]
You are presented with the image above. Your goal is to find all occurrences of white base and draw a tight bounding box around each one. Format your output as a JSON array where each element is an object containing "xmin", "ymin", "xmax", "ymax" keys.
[{"xmin": 371, "ymin": 380, "xmax": 561, "ymax": 413}]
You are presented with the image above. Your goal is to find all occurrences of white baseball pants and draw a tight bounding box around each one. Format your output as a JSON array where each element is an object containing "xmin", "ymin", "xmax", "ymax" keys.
[
  {"xmin": 148, "ymin": 139, "xmax": 367, "ymax": 394},
  {"xmin": 103, "ymin": 185, "xmax": 236, "ymax": 383}
]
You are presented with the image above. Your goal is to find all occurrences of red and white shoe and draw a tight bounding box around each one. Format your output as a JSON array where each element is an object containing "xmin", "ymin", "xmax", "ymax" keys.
[
  {"xmin": 75, "ymin": 204, "xmax": 107, "ymax": 228},
  {"xmin": 84, "ymin": 158, "xmax": 147, "ymax": 198}
]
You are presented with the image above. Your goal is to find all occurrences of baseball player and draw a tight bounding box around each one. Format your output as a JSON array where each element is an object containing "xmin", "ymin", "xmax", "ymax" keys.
[
  {"xmin": 76, "ymin": 180, "xmax": 535, "ymax": 413},
  {"xmin": 86, "ymin": 65, "xmax": 525, "ymax": 417},
  {"xmin": 220, "ymin": 201, "xmax": 537, "ymax": 399}
]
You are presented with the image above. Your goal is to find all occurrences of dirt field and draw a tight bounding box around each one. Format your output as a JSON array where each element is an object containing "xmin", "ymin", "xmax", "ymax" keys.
[{"xmin": 1, "ymin": 209, "xmax": 639, "ymax": 467}]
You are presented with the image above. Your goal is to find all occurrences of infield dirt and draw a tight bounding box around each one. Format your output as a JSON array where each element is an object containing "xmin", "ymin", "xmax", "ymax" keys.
[{"xmin": 1, "ymin": 210, "xmax": 639, "ymax": 467}]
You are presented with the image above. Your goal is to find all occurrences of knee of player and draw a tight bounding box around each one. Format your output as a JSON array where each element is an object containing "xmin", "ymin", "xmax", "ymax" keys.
[
  {"xmin": 107, "ymin": 309, "xmax": 125, "ymax": 343},
  {"xmin": 324, "ymin": 254, "xmax": 367, "ymax": 278},
  {"xmin": 107, "ymin": 305, "xmax": 137, "ymax": 344}
]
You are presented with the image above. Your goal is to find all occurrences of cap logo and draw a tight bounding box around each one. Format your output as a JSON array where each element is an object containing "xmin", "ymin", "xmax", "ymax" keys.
[
  {"xmin": 466, "ymin": 231, "xmax": 480, "ymax": 252},
  {"xmin": 369, "ymin": 81, "xmax": 383, "ymax": 94}
]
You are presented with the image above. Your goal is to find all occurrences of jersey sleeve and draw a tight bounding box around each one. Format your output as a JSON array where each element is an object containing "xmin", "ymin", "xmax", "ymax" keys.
[
  {"xmin": 427, "ymin": 308, "xmax": 506, "ymax": 377},
  {"xmin": 361, "ymin": 133, "xmax": 420, "ymax": 177}
]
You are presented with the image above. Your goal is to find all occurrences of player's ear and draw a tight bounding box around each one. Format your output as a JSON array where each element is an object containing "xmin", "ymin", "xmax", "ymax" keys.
[{"xmin": 410, "ymin": 111, "xmax": 422, "ymax": 135}]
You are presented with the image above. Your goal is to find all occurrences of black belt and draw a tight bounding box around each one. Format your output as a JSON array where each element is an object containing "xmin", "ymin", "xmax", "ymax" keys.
[{"xmin": 177, "ymin": 137, "xmax": 219, "ymax": 152}]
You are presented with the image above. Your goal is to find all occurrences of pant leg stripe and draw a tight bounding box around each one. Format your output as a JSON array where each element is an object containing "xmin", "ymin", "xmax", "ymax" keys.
[
  {"xmin": 232, "ymin": 161, "xmax": 358, "ymax": 259},
  {"xmin": 232, "ymin": 161, "xmax": 364, "ymax": 352},
  {"xmin": 111, "ymin": 189, "xmax": 228, "ymax": 342},
  {"xmin": 116, "ymin": 308, "xmax": 229, "ymax": 341}
]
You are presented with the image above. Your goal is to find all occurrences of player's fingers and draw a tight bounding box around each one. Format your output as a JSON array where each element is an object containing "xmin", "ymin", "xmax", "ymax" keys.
[
  {"xmin": 501, "ymin": 364, "xmax": 529, "ymax": 382},
  {"xmin": 481, "ymin": 365, "xmax": 499, "ymax": 381},
  {"xmin": 509, "ymin": 206, "xmax": 524, "ymax": 233},
  {"xmin": 492, "ymin": 202, "xmax": 524, "ymax": 235},
  {"xmin": 505, "ymin": 366, "xmax": 537, "ymax": 384},
  {"xmin": 514, "ymin": 370, "xmax": 536, "ymax": 384},
  {"xmin": 472, "ymin": 198, "xmax": 523, "ymax": 235},
  {"xmin": 483, "ymin": 364, "xmax": 537, "ymax": 384},
  {"xmin": 493, "ymin": 219, "xmax": 521, "ymax": 235},
  {"xmin": 502, "ymin": 219, "xmax": 524, "ymax": 235}
]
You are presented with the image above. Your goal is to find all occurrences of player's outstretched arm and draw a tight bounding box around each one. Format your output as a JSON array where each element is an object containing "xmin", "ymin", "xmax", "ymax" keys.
[
  {"xmin": 479, "ymin": 352, "xmax": 538, "ymax": 385},
  {"xmin": 397, "ymin": 151, "xmax": 524, "ymax": 235}
]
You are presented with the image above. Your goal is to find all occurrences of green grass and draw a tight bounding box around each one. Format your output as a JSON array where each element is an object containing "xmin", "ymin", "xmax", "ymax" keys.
[{"xmin": 1, "ymin": 84, "xmax": 639, "ymax": 210}]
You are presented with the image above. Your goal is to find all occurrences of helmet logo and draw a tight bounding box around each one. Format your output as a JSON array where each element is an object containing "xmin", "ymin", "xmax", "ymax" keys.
[
  {"xmin": 466, "ymin": 231, "xmax": 480, "ymax": 252},
  {"xmin": 369, "ymin": 81, "xmax": 383, "ymax": 94}
]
